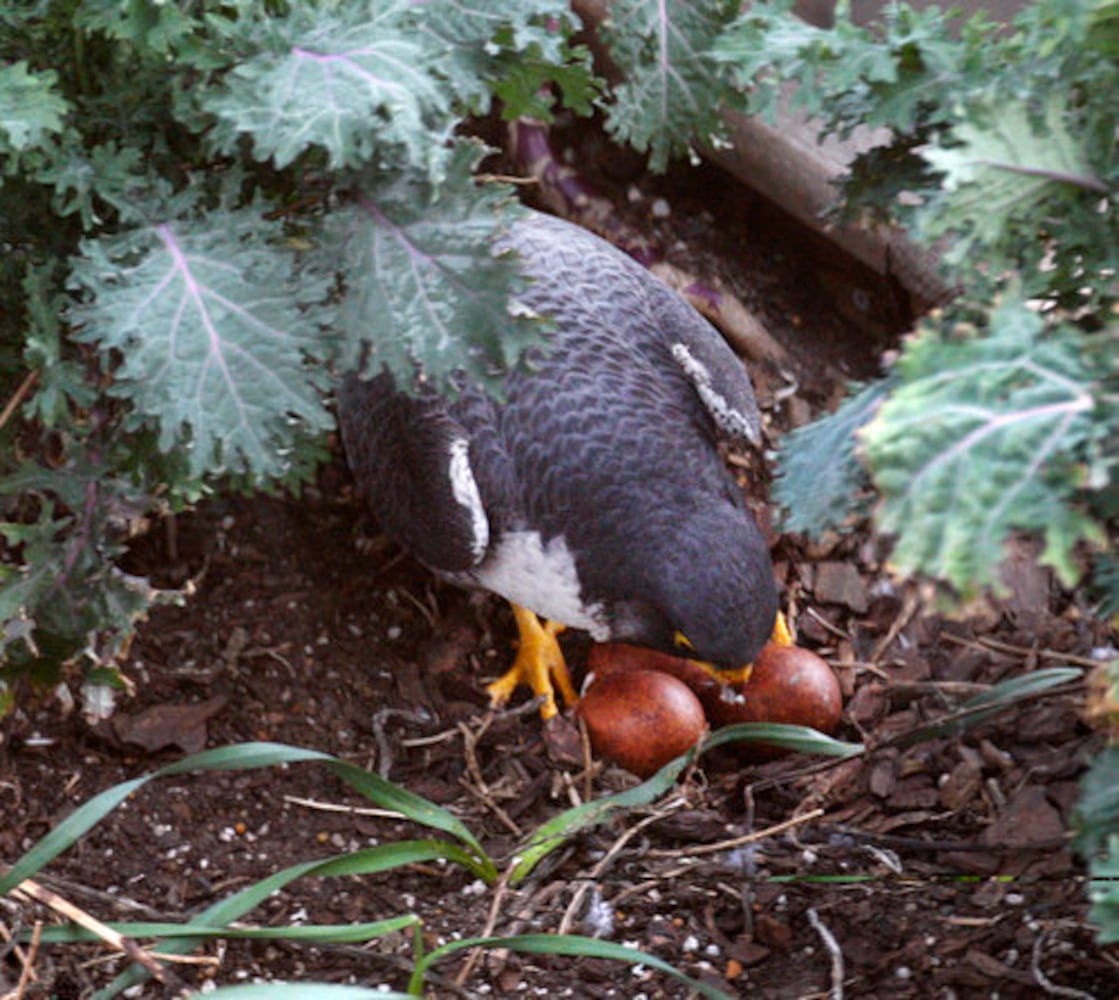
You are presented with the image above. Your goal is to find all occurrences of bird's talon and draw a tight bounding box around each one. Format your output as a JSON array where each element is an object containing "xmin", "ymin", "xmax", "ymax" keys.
[
  {"xmin": 484, "ymin": 606, "xmax": 575, "ymax": 721},
  {"xmin": 771, "ymin": 610, "xmax": 794, "ymax": 647}
]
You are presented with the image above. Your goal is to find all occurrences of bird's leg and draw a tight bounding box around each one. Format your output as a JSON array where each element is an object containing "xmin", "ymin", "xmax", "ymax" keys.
[{"xmin": 487, "ymin": 605, "xmax": 577, "ymax": 720}]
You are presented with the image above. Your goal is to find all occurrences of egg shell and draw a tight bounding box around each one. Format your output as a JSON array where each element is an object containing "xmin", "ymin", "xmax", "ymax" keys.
[
  {"xmin": 586, "ymin": 643, "xmax": 727, "ymax": 717},
  {"xmin": 710, "ymin": 643, "xmax": 841, "ymax": 728},
  {"xmin": 577, "ymin": 668, "xmax": 706, "ymax": 778}
]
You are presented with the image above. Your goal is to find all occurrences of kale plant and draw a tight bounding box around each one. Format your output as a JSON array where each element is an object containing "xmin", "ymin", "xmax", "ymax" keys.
[{"xmin": 0, "ymin": 0, "xmax": 595, "ymax": 705}]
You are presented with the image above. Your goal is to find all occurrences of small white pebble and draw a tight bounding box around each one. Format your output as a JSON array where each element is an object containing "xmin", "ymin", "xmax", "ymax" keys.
[
  {"xmin": 896, "ymin": 966, "xmax": 912, "ymax": 980},
  {"xmin": 682, "ymin": 934, "xmax": 700, "ymax": 952},
  {"xmin": 651, "ymin": 198, "xmax": 671, "ymax": 218},
  {"xmin": 387, "ymin": 625, "xmax": 402, "ymax": 640},
  {"xmin": 704, "ymin": 943, "xmax": 720, "ymax": 957},
  {"xmin": 1005, "ymin": 892, "xmax": 1025, "ymax": 905}
]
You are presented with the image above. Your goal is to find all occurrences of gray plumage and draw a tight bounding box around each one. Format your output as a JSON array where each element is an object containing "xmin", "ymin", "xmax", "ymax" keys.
[{"xmin": 337, "ymin": 210, "xmax": 777, "ymax": 671}]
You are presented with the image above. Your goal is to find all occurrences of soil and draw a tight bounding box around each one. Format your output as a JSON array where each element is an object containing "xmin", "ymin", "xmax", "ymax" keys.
[{"xmin": 3, "ymin": 128, "xmax": 1118, "ymax": 999}]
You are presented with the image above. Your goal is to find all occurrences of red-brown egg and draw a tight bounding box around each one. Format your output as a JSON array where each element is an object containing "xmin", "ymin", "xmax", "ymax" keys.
[{"xmin": 577, "ymin": 668, "xmax": 706, "ymax": 778}]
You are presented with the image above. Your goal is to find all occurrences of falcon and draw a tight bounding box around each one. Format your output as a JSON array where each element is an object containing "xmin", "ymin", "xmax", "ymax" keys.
[{"xmin": 337, "ymin": 210, "xmax": 780, "ymax": 719}]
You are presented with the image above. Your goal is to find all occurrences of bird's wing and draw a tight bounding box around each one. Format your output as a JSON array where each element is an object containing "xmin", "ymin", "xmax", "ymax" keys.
[
  {"xmin": 507, "ymin": 213, "xmax": 763, "ymax": 449},
  {"xmin": 657, "ymin": 290, "xmax": 764, "ymax": 448},
  {"xmin": 336, "ymin": 372, "xmax": 489, "ymax": 573}
]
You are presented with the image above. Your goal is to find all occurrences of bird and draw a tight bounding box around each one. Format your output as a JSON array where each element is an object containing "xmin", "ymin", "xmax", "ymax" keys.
[{"xmin": 336, "ymin": 209, "xmax": 781, "ymax": 720}]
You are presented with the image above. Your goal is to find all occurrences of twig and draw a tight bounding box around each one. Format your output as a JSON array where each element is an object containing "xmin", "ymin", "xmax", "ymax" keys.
[
  {"xmin": 0, "ymin": 919, "xmax": 39, "ymax": 990},
  {"xmin": 807, "ymin": 908, "xmax": 844, "ymax": 1000},
  {"xmin": 871, "ymin": 589, "xmax": 922, "ymax": 664},
  {"xmin": 823, "ymin": 823, "xmax": 1071, "ymax": 855},
  {"xmin": 803, "ymin": 607, "xmax": 852, "ymax": 642},
  {"xmin": 0, "ymin": 371, "xmax": 37, "ymax": 433},
  {"xmin": 454, "ymin": 868, "xmax": 515, "ymax": 987},
  {"xmin": 282, "ymin": 794, "xmax": 407, "ymax": 821},
  {"xmin": 1031, "ymin": 928, "xmax": 1097, "ymax": 1000},
  {"xmin": 647, "ymin": 808, "xmax": 825, "ymax": 859},
  {"xmin": 454, "ymin": 879, "xmax": 568, "ymax": 989},
  {"xmin": 21, "ymin": 874, "xmax": 164, "ymax": 920},
  {"xmin": 396, "ymin": 586, "xmax": 439, "ymax": 629},
  {"xmin": 11, "ymin": 877, "xmax": 184, "ymax": 988},
  {"xmin": 457, "ymin": 721, "xmax": 523, "ymax": 837},
  {"xmin": 942, "ymin": 631, "xmax": 1108, "ymax": 670},
  {"xmin": 740, "ymin": 786, "xmax": 757, "ymax": 938},
  {"xmin": 557, "ymin": 803, "xmax": 684, "ymax": 935},
  {"xmin": 1, "ymin": 919, "xmax": 41, "ymax": 1000},
  {"xmin": 400, "ymin": 726, "xmax": 462, "ymax": 747}
]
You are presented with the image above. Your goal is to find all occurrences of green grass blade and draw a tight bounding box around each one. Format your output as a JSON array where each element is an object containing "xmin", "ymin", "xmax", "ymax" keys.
[
  {"xmin": 1, "ymin": 742, "xmax": 493, "ymax": 899},
  {"xmin": 324, "ymin": 757, "xmax": 493, "ymax": 877},
  {"xmin": 961, "ymin": 666, "xmax": 1082, "ymax": 708},
  {"xmin": 89, "ymin": 841, "xmax": 448, "ymax": 997},
  {"xmin": 409, "ymin": 933, "xmax": 733, "ymax": 999},
  {"xmin": 703, "ymin": 722, "xmax": 864, "ymax": 757},
  {"xmin": 509, "ymin": 748, "xmax": 697, "ymax": 884},
  {"xmin": 196, "ymin": 840, "xmax": 465, "ymax": 926},
  {"xmin": 897, "ymin": 666, "xmax": 1082, "ymax": 746},
  {"xmin": 34, "ymin": 914, "xmax": 418, "ymax": 945},
  {"xmin": 0, "ymin": 776, "xmax": 148, "ymax": 895}
]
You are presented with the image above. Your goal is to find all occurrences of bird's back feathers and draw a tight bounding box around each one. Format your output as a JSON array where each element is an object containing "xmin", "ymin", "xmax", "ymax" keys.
[{"xmin": 338, "ymin": 210, "xmax": 777, "ymax": 668}]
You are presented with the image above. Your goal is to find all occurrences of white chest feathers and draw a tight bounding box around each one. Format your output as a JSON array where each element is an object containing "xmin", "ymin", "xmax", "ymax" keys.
[{"xmin": 470, "ymin": 530, "xmax": 608, "ymax": 639}]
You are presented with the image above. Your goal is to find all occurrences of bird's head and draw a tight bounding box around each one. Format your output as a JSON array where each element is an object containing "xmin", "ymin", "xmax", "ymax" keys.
[{"xmin": 631, "ymin": 499, "xmax": 778, "ymax": 674}]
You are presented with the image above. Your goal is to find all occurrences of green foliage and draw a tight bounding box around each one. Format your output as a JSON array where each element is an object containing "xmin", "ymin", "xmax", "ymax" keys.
[
  {"xmin": 774, "ymin": 378, "xmax": 893, "ymax": 536},
  {"xmin": 599, "ymin": 0, "xmax": 740, "ymax": 171},
  {"xmin": 322, "ymin": 143, "xmax": 549, "ymax": 388},
  {"xmin": 0, "ymin": 61, "xmax": 67, "ymax": 154},
  {"xmin": 861, "ymin": 297, "xmax": 1101, "ymax": 591},
  {"xmin": 725, "ymin": 0, "xmax": 1119, "ymax": 604},
  {"xmin": 202, "ymin": 6, "xmax": 452, "ymax": 174},
  {"xmin": 70, "ymin": 198, "xmax": 334, "ymax": 478},
  {"xmin": 1078, "ymin": 738, "xmax": 1119, "ymax": 942},
  {"xmin": 0, "ymin": 0, "xmax": 592, "ymax": 688}
]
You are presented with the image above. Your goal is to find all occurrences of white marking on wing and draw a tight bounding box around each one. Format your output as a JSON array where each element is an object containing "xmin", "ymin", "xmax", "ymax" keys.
[
  {"xmin": 671, "ymin": 342, "xmax": 758, "ymax": 444},
  {"xmin": 448, "ymin": 437, "xmax": 489, "ymax": 562}
]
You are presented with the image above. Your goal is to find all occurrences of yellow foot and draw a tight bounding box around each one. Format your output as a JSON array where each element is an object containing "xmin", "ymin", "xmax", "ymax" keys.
[{"xmin": 486, "ymin": 605, "xmax": 578, "ymax": 720}]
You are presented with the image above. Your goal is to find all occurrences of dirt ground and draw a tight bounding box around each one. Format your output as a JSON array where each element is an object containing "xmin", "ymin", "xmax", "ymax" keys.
[{"xmin": 3, "ymin": 135, "xmax": 1118, "ymax": 999}]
